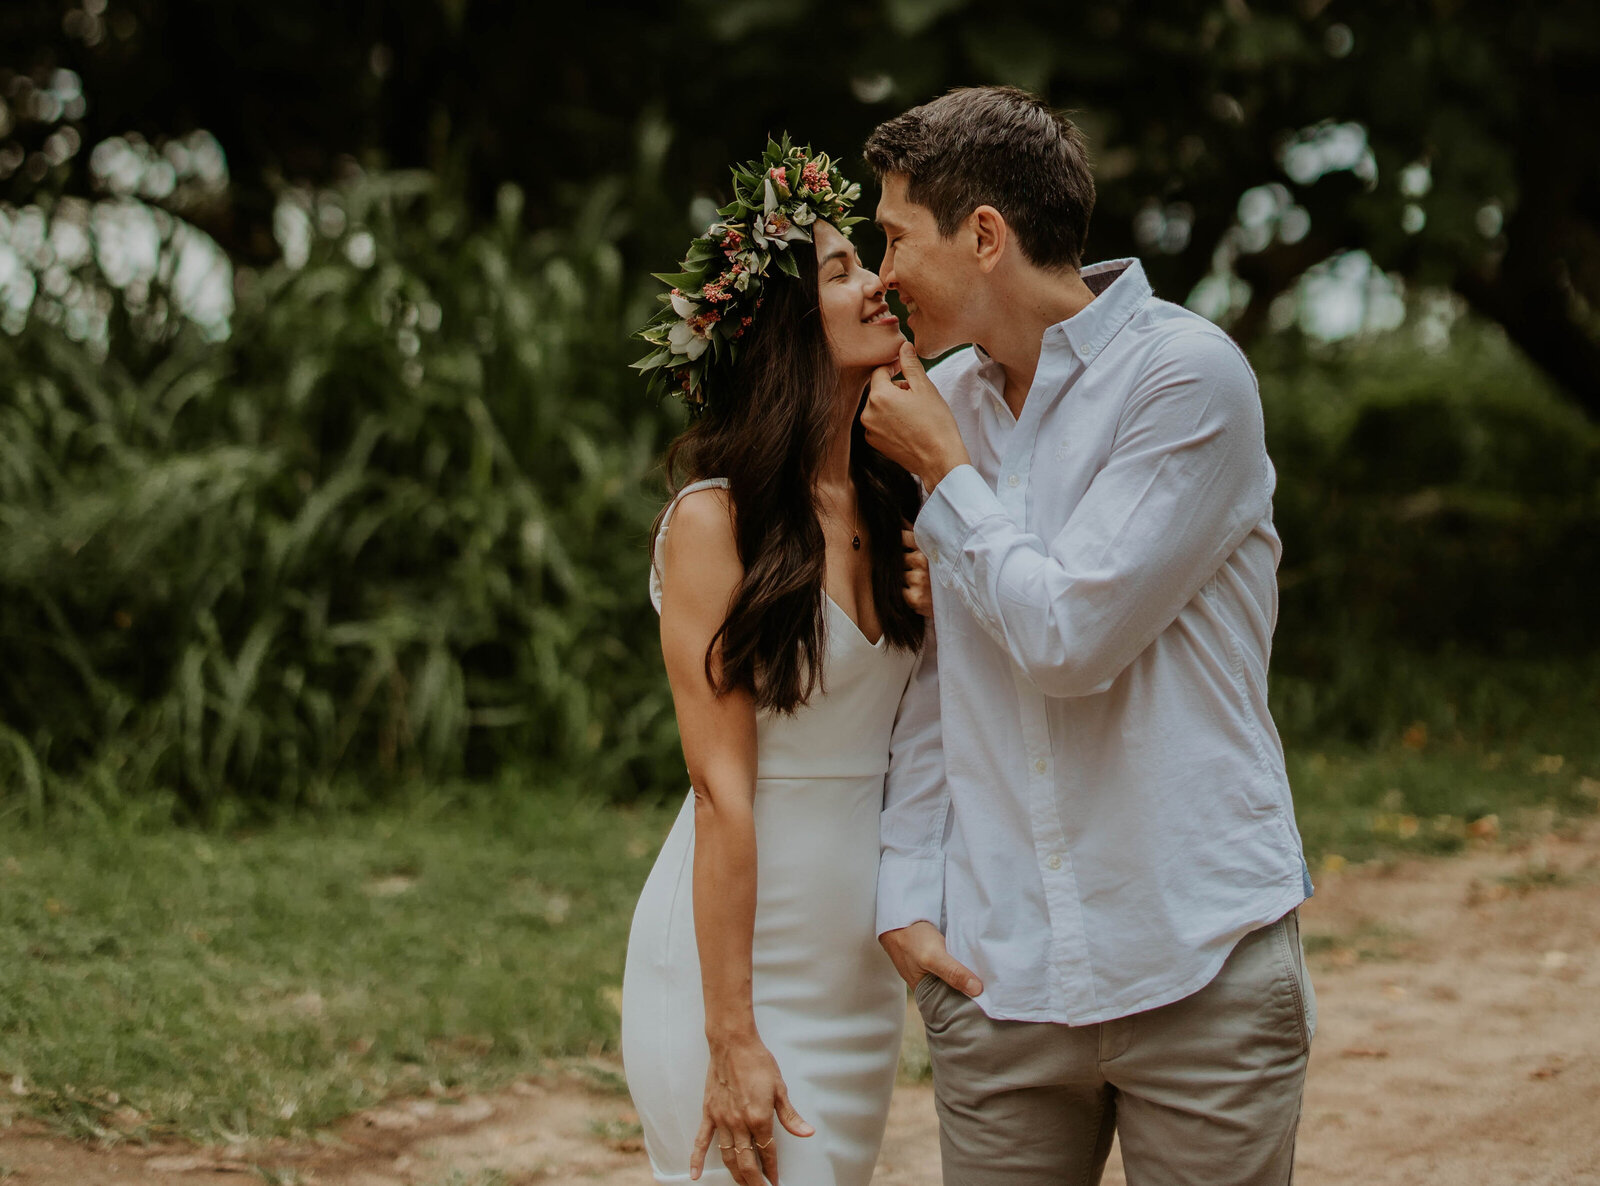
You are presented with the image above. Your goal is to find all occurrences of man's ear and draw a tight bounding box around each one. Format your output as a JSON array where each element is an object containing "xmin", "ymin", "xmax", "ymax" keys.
[{"xmin": 970, "ymin": 205, "xmax": 1008, "ymax": 274}]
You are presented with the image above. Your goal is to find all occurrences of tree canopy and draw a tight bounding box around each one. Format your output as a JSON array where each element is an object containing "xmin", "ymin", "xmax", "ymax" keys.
[{"xmin": 5, "ymin": 1, "xmax": 1597, "ymax": 413}]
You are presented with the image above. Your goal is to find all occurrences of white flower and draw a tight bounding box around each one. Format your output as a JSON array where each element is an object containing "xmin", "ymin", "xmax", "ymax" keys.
[
  {"xmin": 670, "ymin": 291, "xmax": 700, "ymax": 318},
  {"xmin": 668, "ymin": 319, "xmax": 711, "ymax": 360},
  {"xmin": 791, "ymin": 205, "xmax": 816, "ymax": 227},
  {"xmin": 760, "ymin": 210, "xmax": 808, "ymax": 250}
]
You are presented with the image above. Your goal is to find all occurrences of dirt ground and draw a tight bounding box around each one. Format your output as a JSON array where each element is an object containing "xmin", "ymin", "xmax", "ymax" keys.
[{"xmin": 2, "ymin": 822, "xmax": 1597, "ymax": 1185}]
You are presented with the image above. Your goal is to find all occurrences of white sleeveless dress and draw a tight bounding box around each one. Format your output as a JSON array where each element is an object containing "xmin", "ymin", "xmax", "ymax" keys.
[{"xmin": 622, "ymin": 478, "xmax": 916, "ymax": 1185}]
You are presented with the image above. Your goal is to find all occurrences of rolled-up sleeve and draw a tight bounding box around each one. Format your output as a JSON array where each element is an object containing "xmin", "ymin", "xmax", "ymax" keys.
[
  {"xmin": 877, "ymin": 621, "xmax": 948, "ymax": 935},
  {"xmin": 916, "ymin": 331, "xmax": 1273, "ymax": 699}
]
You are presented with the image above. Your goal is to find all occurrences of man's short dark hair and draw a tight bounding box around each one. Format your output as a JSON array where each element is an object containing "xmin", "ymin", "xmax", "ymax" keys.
[{"xmin": 863, "ymin": 86, "xmax": 1095, "ymax": 271}]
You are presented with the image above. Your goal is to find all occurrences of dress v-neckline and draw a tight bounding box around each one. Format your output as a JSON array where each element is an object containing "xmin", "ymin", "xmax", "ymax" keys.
[{"xmin": 823, "ymin": 591, "xmax": 885, "ymax": 650}]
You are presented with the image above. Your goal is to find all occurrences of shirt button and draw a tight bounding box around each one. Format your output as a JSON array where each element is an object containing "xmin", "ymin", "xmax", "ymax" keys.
[
  {"xmin": 1006, "ymin": 474, "xmax": 1020, "ymax": 487},
  {"xmin": 1079, "ymin": 343, "xmax": 1092, "ymax": 358},
  {"xmin": 1045, "ymin": 854, "xmax": 1062, "ymax": 871},
  {"xmin": 1033, "ymin": 758, "xmax": 1048, "ymax": 775}
]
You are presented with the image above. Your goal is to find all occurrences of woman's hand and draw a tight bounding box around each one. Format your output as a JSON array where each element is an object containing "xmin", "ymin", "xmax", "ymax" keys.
[
  {"xmin": 690, "ymin": 1033, "xmax": 812, "ymax": 1185},
  {"xmin": 902, "ymin": 524, "xmax": 933, "ymax": 618}
]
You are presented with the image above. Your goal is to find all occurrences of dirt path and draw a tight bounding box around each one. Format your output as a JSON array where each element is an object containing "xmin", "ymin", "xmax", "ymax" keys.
[{"xmin": 3, "ymin": 823, "xmax": 1597, "ymax": 1185}]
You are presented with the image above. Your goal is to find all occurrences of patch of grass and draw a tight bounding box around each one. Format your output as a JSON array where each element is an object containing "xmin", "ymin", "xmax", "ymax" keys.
[
  {"xmin": 424, "ymin": 1172, "xmax": 510, "ymax": 1186},
  {"xmin": 1495, "ymin": 862, "xmax": 1577, "ymax": 893},
  {"xmin": 897, "ymin": 1016, "xmax": 932, "ymax": 1084},
  {"xmin": 3, "ymin": 723, "xmax": 1595, "ymax": 1145},
  {"xmin": 0, "ymin": 780, "xmax": 679, "ymax": 1142},
  {"xmin": 251, "ymin": 1168, "xmax": 309, "ymax": 1186},
  {"xmin": 1288, "ymin": 736, "xmax": 1598, "ymax": 870},
  {"xmin": 1302, "ymin": 921, "xmax": 1417, "ymax": 966},
  {"xmin": 569, "ymin": 1060, "xmax": 631, "ymax": 1097},
  {"xmin": 589, "ymin": 1113, "xmax": 644, "ymax": 1145}
]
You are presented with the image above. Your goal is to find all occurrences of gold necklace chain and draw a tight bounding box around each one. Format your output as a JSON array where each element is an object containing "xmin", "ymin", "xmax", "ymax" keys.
[{"xmin": 820, "ymin": 488, "xmax": 863, "ymax": 551}]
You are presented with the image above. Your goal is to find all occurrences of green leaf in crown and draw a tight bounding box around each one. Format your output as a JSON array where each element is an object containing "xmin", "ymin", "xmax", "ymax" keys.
[{"xmin": 632, "ymin": 135, "xmax": 864, "ymax": 416}]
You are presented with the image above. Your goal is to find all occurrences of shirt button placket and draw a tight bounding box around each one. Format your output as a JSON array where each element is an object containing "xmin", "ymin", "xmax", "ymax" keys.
[{"xmin": 1039, "ymin": 754, "xmax": 1059, "ymax": 872}]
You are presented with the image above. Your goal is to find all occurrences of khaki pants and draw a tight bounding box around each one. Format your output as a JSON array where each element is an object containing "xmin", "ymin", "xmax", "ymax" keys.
[{"xmin": 918, "ymin": 910, "xmax": 1315, "ymax": 1186}]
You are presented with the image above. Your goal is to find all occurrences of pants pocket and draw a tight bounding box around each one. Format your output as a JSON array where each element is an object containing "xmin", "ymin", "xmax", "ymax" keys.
[
  {"xmin": 1272, "ymin": 910, "xmax": 1315, "ymax": 1052},
  {"xmin": 917, "ymin": 973, "xmax": 975, "ymax": 1038},
  {"xmin": 1289, "ymin": 909, "xmax": 1317, "ymax": 1040}
]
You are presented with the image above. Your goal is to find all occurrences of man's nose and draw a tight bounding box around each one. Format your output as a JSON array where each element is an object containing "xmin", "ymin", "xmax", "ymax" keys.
[{"xmin": 878, "ymin": 250, "xmax": 897, "ymax": 289}]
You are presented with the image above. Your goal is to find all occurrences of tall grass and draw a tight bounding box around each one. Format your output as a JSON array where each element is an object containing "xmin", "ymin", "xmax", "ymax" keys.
[{"xmin": 1, "ymin": 174, "xmax": 684, "ymax": 819}]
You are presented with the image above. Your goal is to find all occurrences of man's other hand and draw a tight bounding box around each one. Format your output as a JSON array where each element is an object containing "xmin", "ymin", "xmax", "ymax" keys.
[{"xmin": 879, "ymin": 920, "xmax": 983, "ymax": 997}]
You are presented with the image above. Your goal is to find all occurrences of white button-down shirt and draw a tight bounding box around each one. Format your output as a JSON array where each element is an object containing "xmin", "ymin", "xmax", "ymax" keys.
[{"xmin": 879, "ymin": 259, "xmax": 1311, "ymax": 1025}]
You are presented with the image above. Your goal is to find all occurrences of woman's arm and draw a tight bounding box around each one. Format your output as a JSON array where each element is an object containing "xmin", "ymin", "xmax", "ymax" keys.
[{"xmin": 656, "ymin": 488, "xmax": 811, "ymax": 1186}]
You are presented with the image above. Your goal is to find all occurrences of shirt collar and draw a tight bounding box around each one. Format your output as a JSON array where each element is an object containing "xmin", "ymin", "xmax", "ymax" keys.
[
  {"xmin": 1043, "ymin": 258, "xmax": 1151, "ymax": 367},
  {"xmin": 965, "ymin": 258, "xmax": 1152, "ymax": 399},
  {"xmin": 970, "ymin": 340, "xmax": 1003, "ymax": 381}
]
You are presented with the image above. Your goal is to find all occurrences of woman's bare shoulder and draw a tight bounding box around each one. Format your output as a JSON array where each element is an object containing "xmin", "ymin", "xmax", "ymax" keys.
[{"xmin": 660, "ymin": 486, "xmax": 741, "ymax": 597}]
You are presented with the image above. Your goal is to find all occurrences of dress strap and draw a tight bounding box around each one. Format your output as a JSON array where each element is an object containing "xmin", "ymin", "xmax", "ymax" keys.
[{"xmin": 649, "ymin": 478, "xmax": 731, "ymax": 614}]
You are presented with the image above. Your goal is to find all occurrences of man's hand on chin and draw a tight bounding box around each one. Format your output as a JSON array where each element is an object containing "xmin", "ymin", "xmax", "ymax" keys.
[
  {"xmin": 863, "ymin": 341, "xmax": 971, "ymax": 492},
  {"xmin": 879, "ymin": 920, "xmax": 984, "ymax": 997}
]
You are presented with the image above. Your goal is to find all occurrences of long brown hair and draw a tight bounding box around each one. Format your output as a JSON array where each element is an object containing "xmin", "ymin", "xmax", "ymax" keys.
[{"xmin": 660, "ymin": 234, "xmax": 924, "ymax": 714}]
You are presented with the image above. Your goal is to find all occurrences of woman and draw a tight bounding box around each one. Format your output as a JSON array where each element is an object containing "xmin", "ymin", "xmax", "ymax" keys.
[{"xmin": 621, "ymin": 139, "xmax": 927, "ymax": 1186}]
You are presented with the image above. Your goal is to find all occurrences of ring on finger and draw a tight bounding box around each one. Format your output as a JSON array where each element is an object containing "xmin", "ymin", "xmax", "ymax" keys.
[{"xmin": 756, "ymin": 1136, "xmax": 774, "ymax": 1149}]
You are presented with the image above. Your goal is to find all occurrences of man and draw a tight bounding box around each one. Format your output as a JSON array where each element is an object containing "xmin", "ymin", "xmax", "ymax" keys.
[{"xmin": 861, "ymin": 86, "xmax": 1316, "ymax": 1185}]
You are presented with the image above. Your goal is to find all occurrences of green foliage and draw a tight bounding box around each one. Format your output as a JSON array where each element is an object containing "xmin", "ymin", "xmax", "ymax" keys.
[
  {"xmin": 3, "ymin": 174, "xmax": 1597, "ymax": 818},
  {"xmin": 0, "ymin": 174, "xmax": 685, "ymax": 818},
  {"xmin": 1257, "ymin": 323, "xmax": 1600, "ymax": 748}
]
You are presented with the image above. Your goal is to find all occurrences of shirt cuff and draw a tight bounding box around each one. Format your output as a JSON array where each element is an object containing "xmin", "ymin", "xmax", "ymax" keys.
[
  {"xmin": 876, "ymin": 852, "xmax": 946, "ymax": 937},
  {"xmin": 914, "ymin": 463, "xmax": 1004, "ymax": 569}
]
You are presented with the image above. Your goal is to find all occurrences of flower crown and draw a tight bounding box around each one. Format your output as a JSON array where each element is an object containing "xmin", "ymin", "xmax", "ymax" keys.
[{"xmin": 633, "ymin": 136, "xmax": 864, "ymax": 416}]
